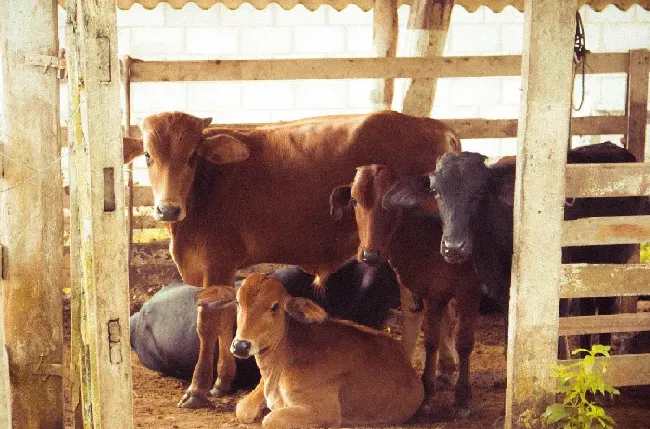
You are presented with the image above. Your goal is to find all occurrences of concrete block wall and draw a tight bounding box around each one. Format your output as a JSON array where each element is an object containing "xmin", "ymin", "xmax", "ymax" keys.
[{"xmin": 38, "ymin": 3, "xmax": 650, "ymax": 172}]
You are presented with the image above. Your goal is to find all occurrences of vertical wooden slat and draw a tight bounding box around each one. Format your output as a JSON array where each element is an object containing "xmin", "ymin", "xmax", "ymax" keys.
[
  {"xmin": 66, "ymin": 1, "xmax": 133, "ymax": 428},
  {"xmin": 372, "ymin": 0, "xmax": 398, "ymax": 110},
  {"xmin": 122, "ymin": 56, "xmax": 134, "ymax": 285},
  {"xmin": 0, "ymin": 1, "xmax": 64, "ymax": 428},
  {"xmin": 401, "ymin": 0, "xmax": 454, "ymax": 117},
  {"xmin": 0, "ymin": 283, "xmax": 11, "ymax": 428},
  {"xmin": 505, "ymin": 1, "xmax": 577, "ymax": 427}
]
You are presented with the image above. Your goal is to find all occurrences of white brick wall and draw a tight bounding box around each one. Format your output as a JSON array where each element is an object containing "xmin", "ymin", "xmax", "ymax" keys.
[{"xmin": 6, "ymin": 3, "xmax": 648, "ymax": 161}]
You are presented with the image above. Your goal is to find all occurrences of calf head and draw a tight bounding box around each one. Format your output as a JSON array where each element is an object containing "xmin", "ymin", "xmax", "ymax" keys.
[
  {"xmin": 383, "ymin": 152, "xmax": 491, "ymax": 264},
  {"xmin": 330, "ymin": 165, "xmax": 402, "ymax": 266},
  {"xmin": 230, "ymin": 273, "xmax": 328, "ymax": 359},
  {"xmin": 122, "ymin": 112, "xmax": 250, "ymax": 222}
]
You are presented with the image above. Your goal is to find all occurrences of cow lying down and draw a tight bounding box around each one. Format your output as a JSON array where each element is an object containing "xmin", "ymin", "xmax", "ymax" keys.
[
  {"xmin": 130, "ymin": 259, "xmax": 400, "ymax": 386},
  {"xmin": 202, "ymin": 273, "xmax": 423, "ymax": 429}
]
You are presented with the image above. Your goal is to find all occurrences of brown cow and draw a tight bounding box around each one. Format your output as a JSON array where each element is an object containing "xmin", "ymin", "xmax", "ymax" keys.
[
  {"xmin": 329, "ymin": 164, "xmax": 481, "ymax": 418},
  {"xmin": 123, "ymin": 110, "xmax": 458, "ymax": 408},
  {"xmin": 199, "ymin": 273, "xmax": 424, "ymax": 429}
]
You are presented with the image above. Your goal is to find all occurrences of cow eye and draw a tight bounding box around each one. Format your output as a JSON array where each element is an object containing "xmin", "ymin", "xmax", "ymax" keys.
[
  {"xmin": 144, "ymin": 152, "xmax": 152, "ymax": 166},
  {"xmin": 429, "ymin": 187, "xmax": 438, "ymax": 196},
  {"xmin": 349, "ymin": 197, "xmax": 358, "ymax": 207},
  {"xmin": 270, "ymin": 302, "xmax": 279, "ymax": 312},
  {"xmin": 188, "ymin": 151, "xmax": 197, "ymax": 167}
]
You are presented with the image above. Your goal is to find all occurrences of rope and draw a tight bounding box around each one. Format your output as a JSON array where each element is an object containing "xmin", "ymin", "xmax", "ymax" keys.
[{"xmin": 572, "ymin": 11, "xmax": 587, "ymax": 112}]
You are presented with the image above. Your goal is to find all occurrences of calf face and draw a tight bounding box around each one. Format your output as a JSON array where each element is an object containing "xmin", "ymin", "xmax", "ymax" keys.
[
  {"xmin": 330, "ymin": 165, "xmax": 398, "ymax": 265},
  {"xmin": 383, "ymin": 152, "xmax": 490, "ymax": 264},
  {"xmin": 122, "ymin": 112, "xmax": 250, "ymax": 222},
  {"xmin": 231, "ymin": 274, "xmax": 327, "ymax": 359}
]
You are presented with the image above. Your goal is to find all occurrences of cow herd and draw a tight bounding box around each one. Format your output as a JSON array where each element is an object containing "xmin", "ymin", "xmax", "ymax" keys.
[{"xmin": 125, "ymin": 110, "xmax": 645, "ymax": 428}]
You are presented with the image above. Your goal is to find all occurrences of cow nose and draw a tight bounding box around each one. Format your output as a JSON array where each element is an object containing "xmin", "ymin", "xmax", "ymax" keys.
[
  {"xmin": 361, "ymin": 249, "xmax": 380, "ymax": 265},
  {"xmin": 230, "ymin": 339, "xmax": 252, "ymax": 358},
  {"xmin": 155, "ymin": 204, "xmax": 181, "ymax": 221},
  {"xmin": 440, "ymin": 238, "xmax": 469, "ymax": 263}
]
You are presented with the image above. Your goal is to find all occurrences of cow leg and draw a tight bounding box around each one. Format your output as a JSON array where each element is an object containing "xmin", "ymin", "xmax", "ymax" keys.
[
  {"xmin": 210, "ymin": 304, "xmax": 237, "ymax": 397},
  {"xmin": 399, "ymin": 285, "xmax": 424, "ymax": 364},
  {"xmin": 262, "ymin": 400, "xmax": 342, "ymax": 429},
  {"xmin": 579, "ymin": 298, "xmax": 598, "ymax": 355},
  {"xmin": 236, "ymin": 379, "xmax": 267, "ymax": 423},
  {"xmin": 436, "ymin": 298, "xmax": 459, "ymax": 390},
  {"xmin": 178, "ymin": 304, "xmax": 220, "ymax": 408},
  {"xmin": 453, "ymin": 287, "xmax": 479, "ymax": 418},
  {"xmin": 420, "ymin": 298, "xmax": 446, "ymax": 415}
]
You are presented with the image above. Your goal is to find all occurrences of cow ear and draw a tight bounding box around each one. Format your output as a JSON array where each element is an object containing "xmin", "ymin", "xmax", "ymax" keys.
[
  {"xmin": 123, "ymin": 137, "xmax": 144, "ymax": 164},
  {"xmin": 283, "ymin": 297, "xmax": 328, "ymax": 324},
  {"xmin": 195, "ymin": 286, "xmax": 236, "ymax": 312},
  {"xmin": 382, "ymin": 175, "xmax": 432, "ymax": 211},
  {"xmin": 201, "ymin": 117, "xmax": 213, "ymax": 129},
  {"xmin": 199, "ymin": 134, "xmax": 250, "ymax": 165},
  {"xmin": 329, "ymin": 185, "xmax": 352, "ymax": 221}
]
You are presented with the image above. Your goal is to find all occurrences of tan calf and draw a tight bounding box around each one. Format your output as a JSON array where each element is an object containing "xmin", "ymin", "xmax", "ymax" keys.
[{"xmin": 198, "ymin": 273, "xmax": 424, "ymax": 429}]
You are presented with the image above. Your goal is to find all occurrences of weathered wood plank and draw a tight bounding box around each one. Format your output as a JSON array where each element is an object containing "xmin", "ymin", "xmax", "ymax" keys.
[
  {"xmin": 401, "ymin": 0, "xmax": 454, "ymax": 117},
  {"xmin": 128, "ymin": 53, "xmax": 628, "ymax": 83},
  {"xmin": 565, "ymin": 163, "xmax": 650, "ymax": 198},
  {"xmin": 66, "ymin": 0, "xmax": 133, "ymax": 427},
  {"xmin": 560, "ymin": 264, "xmax": 650, "ymax": 298},
  {"xmin": 557, "ymin": 354, "xmax": 650, "ymax": 387},
  {"xmin": 372, "ymin": 0, "xmax": 398, "ymax": 110},
  {"xmin": 558, "ymin": 312, "xmax": 650, "ymax": 336},
  {"xmin": 0, "ymin": 1, "xmax": 64, "ymax": 427},
  {"xmin": 505, "ymin": 0, "xmax": 576, "ymax": 426},
  {"xmin": 562, "ymin": 215, "xmax": 650, "ymax": 246},
  {"xmin": 625, "ymin": 49, "xmax": 650, "ymax": 163}
]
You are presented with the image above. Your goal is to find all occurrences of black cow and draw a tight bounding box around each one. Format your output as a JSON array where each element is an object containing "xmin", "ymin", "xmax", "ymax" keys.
[
  {"xmin": 130, "ymin": 258, "xmax": 400, "ymax": 381},
  {"xmin": 383, "ymin": 142, "xmax": 646, "ymax": 353}
]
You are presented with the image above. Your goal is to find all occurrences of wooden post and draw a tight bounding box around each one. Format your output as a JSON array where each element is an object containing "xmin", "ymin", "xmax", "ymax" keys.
[
  {"xmin": 401, "ymin": 0, "xmax": 453, "ymax": 117},
  {"xmin": 372, "ymin": 0, "xmax": 398, "ymax": 110},
  {"xmin": 0, "ymin": 291, "xmax": 11, "ymax": 428},
  {"xmin": 66, "ymin": 1, "xmax": 133, "ymax": 428},
  {"xmin": 121, "ymin": 56, "xmax": 134, "ymax": 284},
  {"xmin": 0, "ymin": 1, "xmax": 64, "ymax": 428},
  {"xmin": 505, "ymin": 1, "xmax": 577, "ymax": 427}
]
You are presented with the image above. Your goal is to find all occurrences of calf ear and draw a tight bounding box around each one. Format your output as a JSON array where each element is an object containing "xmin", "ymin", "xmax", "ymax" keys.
[
  {"xmin": 195, "ymin": 286, "xmax": 236, "ymax": 312},
  {"xmin": 329, "ymin": 185, "xmax": 351, "ymax": 221},
  {"xmin": 382, "ymin": 175, "xmax": 431, "ymax": 210},
  {"xmin": 123, "ymin": 137, "xmax": 144, "ymax": 164},
  {"xmin": 284, "ymin": 298, "xmax": 328, "ymax": 324},
  {"xmin": 199, "ymin": 134, "xmax": 250, "ymax": 165}
]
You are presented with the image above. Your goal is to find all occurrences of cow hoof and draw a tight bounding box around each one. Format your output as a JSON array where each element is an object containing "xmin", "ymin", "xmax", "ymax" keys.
[
  {"xmin": 177, "ymin": 390, "xmax": 214, "ymax": 409},
  {"xmin": 453, "ymin": 406, "xmax": 470, "ymax": 419},
  {"xmin": 210, "ymin": 386, "xmax": 233, "ymax": 397},
  {"xmin": 435, "ymin": 373, "xmax": 457, "ymax": 391},
  {"xmin": 417, "ymin": 398, "xmax": 435, "ymax": 416}
]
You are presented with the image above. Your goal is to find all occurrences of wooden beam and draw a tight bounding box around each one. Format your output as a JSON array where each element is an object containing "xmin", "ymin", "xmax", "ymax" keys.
[
  {"xmin": 66, "ymin": 0, "xmax": 133, "ymax": 427},
  {"xmin": 401, "ymin": 0, "xmax": 454, "ymax": 117},
  {"xmin": 372, "ymin": 0, "xmax": 398, "ymax": 110},
  {"xmin": 127, "ymin": 53, "xmax": 629, "ymax": 83},
  {"xmin": 625, "ymin": 49, "xmax": 650, "ymax": 163},
  {"xmin": 505, "ymin": 1, "xmax": 577, "ymax": 426},
  {"xmin": 558, "ymin": 312, "xmax": 650, "ymax": 336},
  {"xmin": 557, "ymin": 354, "xmax": 650, "ymax": 387},
  {"xmin": 560, "ymin": 264, "xmax": 650, "ymax": 298},
  {"xmin": 562, "ymin": 215, "xmax": 650, "ymax": 246},
  {"xmin": 565, "ymin": 162, "xmax": 650, "ymax": 198},
  {"xmin": 0, "ymin": 1, "xmax": 64, "ymax": 427}
]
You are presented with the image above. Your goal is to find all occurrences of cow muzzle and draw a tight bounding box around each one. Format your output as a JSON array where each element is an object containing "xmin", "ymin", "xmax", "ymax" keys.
[
  {"xmin": 361, "ymin": 248, "xmax": 381, "ymax": 266},
  {"xmin": 154, "ymin": 203, "xmax": 184, "ymax": 222},
  {"xmin": 440, "ymin": 238, "xmax": 470, "ymax": 264},
  {"xmin": 230, "ymin": 339, "xmax": 252, "ymax": 359}
]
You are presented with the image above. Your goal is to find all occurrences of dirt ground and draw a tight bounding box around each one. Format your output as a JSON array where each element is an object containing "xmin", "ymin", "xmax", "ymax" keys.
[{"xmin": 64, "ymin": 284, "xmax": 650, "ymax": 429}]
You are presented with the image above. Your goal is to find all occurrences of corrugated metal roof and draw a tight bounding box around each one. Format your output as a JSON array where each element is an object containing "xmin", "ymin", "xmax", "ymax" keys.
[{"xmin": 57, "ymin": 0, "xmax": 650, "ymax": 12}]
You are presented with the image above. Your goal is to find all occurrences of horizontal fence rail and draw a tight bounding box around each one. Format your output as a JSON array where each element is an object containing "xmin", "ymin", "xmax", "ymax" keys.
[
  {"xmin": 560, "ymin": 264, "xmax": 650, "ymax": 298},
  {"xmin": 565, "ymin": 162, "xmax": 650, "ymax": 197},
  {"xmin": 557, "ymin": 353, "xmax": 650, "ymax": 387},
  {"xmin": 562, "ymin": 215, "xmax": 650, "ymax": 246},
  {"xmin": 558, "ymin": 312, "xmax": 650, "ymax": 336},
  {"xmin": 127, "ymin": 53, "xmax": 630, "ymax": 82}
]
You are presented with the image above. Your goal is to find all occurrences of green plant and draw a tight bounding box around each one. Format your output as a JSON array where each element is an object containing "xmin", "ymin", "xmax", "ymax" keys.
[{"xmin": 541, "ymin": 344, "xmax": 620, "ymax": 429}]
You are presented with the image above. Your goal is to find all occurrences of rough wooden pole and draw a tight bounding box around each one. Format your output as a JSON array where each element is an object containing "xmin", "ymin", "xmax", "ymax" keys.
[
  {"xmin": 505, "ymin": 1, "xmax": 577, "ymax": 427},
  {"xmin": 0, "ymin": 1, "xmax": 64, "ymax": 428},
  {"xmin": 66, "ymin": 1, "xmax": 133, "ymax": 427},
  {"xmin": 121, "ymin": 56, "xmax": 134, "ymax": 285},
  {"xmin": 0, "ymin": 291, "xmax": 11, "ymax": 428},
  {"xmin": 372, "ymin": 0, "xmax": 398, "ymax": 110},
  {"xmin": 401, "ymin": 0, "xmax": 453, "ymax": 117}
]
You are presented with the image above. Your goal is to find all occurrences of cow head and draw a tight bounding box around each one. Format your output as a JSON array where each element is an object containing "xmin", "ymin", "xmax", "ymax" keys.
[
  {"xmin": 383, "ymin": 152, "xmax": 491, "ymax": 264},
  {"xmin": 330, "ymin": 165, "xmax": 401, "ymax": 266},
  {"xmin": 230, "ymin": 273, "xmax": 327, "ymax": 359},
  {"xmin": 122, "ymin": 112, "xmax": 250, "ymax": 222}
]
